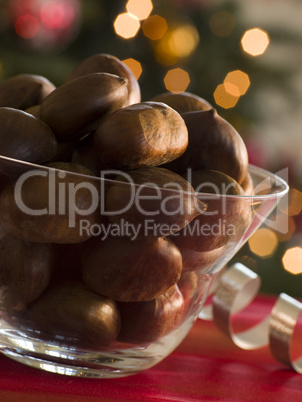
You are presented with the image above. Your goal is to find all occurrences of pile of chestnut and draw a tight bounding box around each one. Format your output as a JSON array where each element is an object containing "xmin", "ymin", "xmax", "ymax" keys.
[{"xmin": 0, "ymin": 54, "xmax": 253, "ymax": 348}]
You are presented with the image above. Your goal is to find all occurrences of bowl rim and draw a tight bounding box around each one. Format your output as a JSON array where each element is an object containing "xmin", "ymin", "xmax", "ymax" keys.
[{"xmin": 0, "ymin": 155, "xmax": 289, "ymax": 201}]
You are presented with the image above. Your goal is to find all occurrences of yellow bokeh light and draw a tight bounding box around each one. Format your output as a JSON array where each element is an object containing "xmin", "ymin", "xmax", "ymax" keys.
[
  {"xmin": 154, "ymin": 24, "xmax": 198, "ymax": 65},
  {"xmin": 155, "ymin": 36, "xmax": 178, "ymax": 66},
  {"xmin": 224, "ymin": 82, "xmax": 240, "ymax": 97},
  {"xmin": 126, "ymin": 0, "xmax": 153, "ymax": 21},
  {"xmin": 248, "ymin": 228, "xmax": 278, "ymax": 258},
  {"xmin": 282, "ymin": 247, "xmax": 302, "ymax": 275},
  {"xmin": 241, "ymin": 28, "xmax": 269, "ymax": 56},
  {"xmin": 280, "ymin": 188, "xmax": 302, "ymax": 216},
  {"xmin": 224, "ymin": 70, "xmax": 250, "ymax": 96},
  {"xmin": 168, "ymin": 25, "xmax": 199, "ymax": 58},
  {"xmin": 214, "ymin": 83, "xmax": 240, "ymax": 109},
  {"xmin": 142, "ymin": 15, "xmax": 167, "ymax": 40},
  {"xmin": 122, "ymin": 58, "xmax": 142, "ymax": 80},
  {"xmin": 164, "ymin": 68, "xmax": 190, "ymax": 93},
  {"xmin": 154, "ymin": 35, "xmax": 178, "ymax": 66},
  {"xmin": 114, "ymin": 12, "xmax": 140, "ymax": 39},
  {"xmin": 209, "ymin": 11, "xmax": 235, "ymax": 38}
]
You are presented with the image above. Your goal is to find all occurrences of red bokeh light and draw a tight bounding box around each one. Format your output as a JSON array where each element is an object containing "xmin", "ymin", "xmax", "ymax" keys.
[
  {"xmin": 10, "ymin": 0, "xmax": 81, "ymax": 49},
  {"xmin": 40, "ymin": 1, "xmax": 76, "ymax": 30},
  {"xmin": 15, "ymin": 14, "xmax": 39, "ymax": 39}
]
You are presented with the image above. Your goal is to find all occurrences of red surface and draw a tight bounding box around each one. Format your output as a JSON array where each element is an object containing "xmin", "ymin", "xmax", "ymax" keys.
[{"xmin": 0, "ymin": 295, "xmax": 301, "ymax": 401}]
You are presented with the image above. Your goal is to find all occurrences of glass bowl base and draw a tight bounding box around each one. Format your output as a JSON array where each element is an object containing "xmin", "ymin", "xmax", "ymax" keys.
[{"xmin": 0, "ymin": 316, "xmax": 194, "ymax": 378}]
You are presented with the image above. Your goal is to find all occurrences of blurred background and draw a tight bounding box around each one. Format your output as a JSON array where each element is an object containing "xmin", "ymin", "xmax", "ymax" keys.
[{"xmin": 0, "ymin": 0, "xmax": 301, "ymax": 297}]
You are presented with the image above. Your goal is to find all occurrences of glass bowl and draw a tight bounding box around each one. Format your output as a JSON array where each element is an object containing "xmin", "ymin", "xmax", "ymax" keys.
[{"xmin": 0, "ymin": 156, "xmax": 288, "ymax": 378}]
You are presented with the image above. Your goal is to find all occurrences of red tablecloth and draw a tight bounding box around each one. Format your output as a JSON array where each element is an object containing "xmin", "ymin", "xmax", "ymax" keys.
[{"xmin": 0, "ymin": 295, "xmax": 301, "ymax": 401}]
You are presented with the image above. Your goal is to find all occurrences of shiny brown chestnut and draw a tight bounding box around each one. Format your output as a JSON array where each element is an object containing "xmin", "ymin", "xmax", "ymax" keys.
[
  {"xmin": 178, "ymin": 245, "xmax": 225, "ymax": 273},
  {"xmin": 40, "ymin": 73, "xmax": 128, "ymax": 142},
  {"xmin": 0, "ymin": 74, "xmax": 56, "ymax": 110},
  {"xmin": 66, "ymin": 53, "xmax": 141, "ymax": 106},
  {"xmin": 164, "ymin": 109, "xmax": 249, "ymax": 184},
  {"xmin": 29, "ymin": 281, "xmax": 121, "ymax": 348},
  {"xmin": 106, "ymin": 167, "xmax": 206, "ymax": 237},
  {"xmin": 0, "ymin": 225, "xmax": 54, "ymax": 312},
  {"xmin": 172, "ymin": 170, "xmax": 252, "ymax": 252},
  {"xmin": 93, "ymin": 102, "xmax": 188, "ymax": 170},
  {"xmin": 177, "ymin": 271, "xmax": 198, "ymax": 303},
  {"xmin": 117, "ymin": 285, "xmax": 184, "ymax": 344},
  {"xmin": 241, "ymin": 171, "xmax": 254, "ymax": 195},
  {"xmin": 0, "ymin": 107, "xmax": 57, "ymax": 164},
  {"xmin": 0, "ymin": 162, "xmax": 101, "ymax": 244},
  {"xmin": 178, "ymin": 271, "xmax": 213, "ymax": 315},
  {"xmin": 81, "ymin": 236, "xmax": 183, "ymax": 302}
]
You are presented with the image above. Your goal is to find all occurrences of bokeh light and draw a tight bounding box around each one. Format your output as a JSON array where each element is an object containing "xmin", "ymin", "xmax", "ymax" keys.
[
  {"xmin": 281, "ymin": 188, "xmax": 302, "ymax": 216},
  {"xmin": 214, "ymin": 83, "xmax": 239, "ymax": 109},
  {"xmin": 282, "ymin": 247, "xmax": 302, "ymax": 275},
  {"xmin": 154, "ymin": 24, "xmax": 198, "ymax": 65},
  {"xmin": 241, "ymin": 28, "xmax": 269, "ymax": 56},
  {"xmin": 114, "ymin": 12, "xmax": 140, "ymax": 39},
  {"xmin": 126, "ymin": 0, "xmax": 153, "ymax": 21},
  {"xmin": 142, "ymin": 15, "xmax": 167, "ymax": 40},
  {"xmin": 155, "ymin": 37, "xmax": 178, "ymax": 65},
  {"xmin": 164, "ymin": 68, "xmax": 190, "ymax": 93},
  {"xmin": 224, "ymin": 70, "xmax": 250, "ymax": 96},
  {"xmin": 209, "ymin": 10, "xmax": 235, "ymax": 37},
  {"xmin": 15, "ymin": 14, "xmax": 39, "ymax": 39},
  {"xmin": 10, "ymin": 0, "xmax": 81, "ymax": 50},
  {"xmin": 122, "ymin": 58, "xmax": 142, "ymax": 79},
  {"xmin": 40, "ymin": 0, "xmax": 76, "ymax": 30},
  {"xmin": 168, "ymin": 25, "xmax": 199, "ymax": 58},
  {"xmin": 248, "ymin": 228, "xmax": 278, "ymax": 258}
]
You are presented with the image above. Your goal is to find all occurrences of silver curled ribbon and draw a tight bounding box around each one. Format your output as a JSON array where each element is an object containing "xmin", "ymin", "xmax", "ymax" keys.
[{"xmin": 199, "ymin": 263, "xmax": 302, "ymax": 374}]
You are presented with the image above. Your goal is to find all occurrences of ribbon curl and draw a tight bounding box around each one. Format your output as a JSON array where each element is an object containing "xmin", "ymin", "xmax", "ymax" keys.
[{"xmin": 199, "ymin": 263, "xmax": 302, "ymax": 373}]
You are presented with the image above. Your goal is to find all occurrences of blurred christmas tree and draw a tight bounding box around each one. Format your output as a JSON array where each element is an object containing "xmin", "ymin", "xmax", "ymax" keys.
[
  {"xmin": 0, "ymin": 0, "xmax": 300, "ymax": 132},
  {"xmin": 0, "ymin": 0, "xmax": 301, "ymax": 295}
]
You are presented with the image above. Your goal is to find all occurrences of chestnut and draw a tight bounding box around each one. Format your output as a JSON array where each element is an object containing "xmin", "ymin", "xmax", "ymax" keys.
[
  {"xmin": 164, "ymin": 109, "xmax": 249, "ymax": 185},
  {"xmin": 151, "ymin": 91, "xmax": 212, "ymax": 114},
  {"xmin": 66, "ymin": 53, "xmax": 141, "ymax": 106},
  {"xmin": 81, "ymin": 236, "xmax": 183, "ymax": 302},
  {"xmin": 93, "ymin": 102, "xmax": 188, "ymax": 170},
  {"xmin": 178, "ymin": 271, "xmax": 212, "ymax": 315},
  {"xmin": 241, "ymin": 171, "xmax": 254, "ymax": 195},
  {"xmin": 40, "ymin": 73, "xmax": 128, "ymax": 142},
  {"xmin": 177, "ymin": 271, "xmax": 198, "ymax": 303},
  {"xmin": 117, "ymin": 285, "xmax": 184, "ymax": 344},
  {"xmin": 172, "ymin": 170, "xmax": 252, "ymax": 252},
  {"xmin": 178, "ymin": 245, "xmax": 225, "ymax": 273},
  {"xmin": 0, "ymin": 225, "xmax": 54, "ymax": 312},
  {"xmin": 0, "ymin": 162, "xmax": 101, "ymax": 244},
  {"xmin": 0, "ymin": 107, "xmax": 57, "ymax": 164},
  {"xmin": 106, "ymin": 167, "xmax": 206, "ymax": 237},
  {"xmin": 0, "ymin": 74, "xmax": 56, "ymax": 110},
  {"xmin": 29, "ymin": 281, "xmax": 121, "ymax": 348}
]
